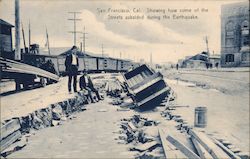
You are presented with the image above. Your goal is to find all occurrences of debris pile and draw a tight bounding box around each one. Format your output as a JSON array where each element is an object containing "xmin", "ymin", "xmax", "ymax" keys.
[
  {"xmin": 118, "ymin": 115, "xmax": 164, "ymax": 158},
  {"xmin": 159, "ymin": 103, "xmax": 249, "ymax": 159},
  {"xmin": 105, "ymin": 79, "xmax": 123, "ymax": 97}
]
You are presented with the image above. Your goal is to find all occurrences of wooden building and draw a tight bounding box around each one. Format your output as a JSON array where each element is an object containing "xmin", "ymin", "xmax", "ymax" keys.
[{"xmin": 0, "ymin": 19, "xmax": 14, "ymax": 59}]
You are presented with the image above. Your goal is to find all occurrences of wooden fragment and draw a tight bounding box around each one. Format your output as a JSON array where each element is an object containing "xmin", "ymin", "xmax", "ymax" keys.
[
  {"xmin": 189, "ymin": 129, "xmax": 230, "ymax": 159},
  {"xmin": 166, "ymin": 135, "xmax": 201, "ymax": 159},
  {"xmin": 164, "ymin": 90, "xmax": 173, "ymax": 109},
  {"xmin": 0, "ymin": 130, "xmax": 22, "ymax": 151},
  {"xmin": 211, "ymin": 137, "xmax": 240, "ymax": 159},
  {"xmin": 158, "ymin": 128, "xmax": 189, "ymax": 159},
  {"xmin": 221, "ymin": 140, "xmax": 232, "ymax": 146},
  {"xmin": 227, "ymin": 145, "xmax": 235, "ymax": 149},
  {"xmin": 0, "ymin": 119, "xmax": 21, "ymax": 140},
  {"xmin": 0, "ymin": 57, "xmax": 59, "ymax": 81},
  {"xmin": 132, "ymin": 141, "xmax": 159, "ymax": 152},
  {"xmin": 169, "ymin": 105, "xmax": 190, "ymax": 108},
  {"xmin": 1, "ymin": 136, "xmax": 27, "ymax": 155},
  {"xmin": 191, "ymin": 137, "xmax": 213, "ymax": 159},
  {"xmin": 158, "ymin": 128, "xmax": 177, "ymax": 158},
  {"xmin": 127, "ymin": 122, "xmax": 137, "ymax": 131},
  {"xmin": 190, "ymin": 137, "xmax": 206, "ymax": 159},
  {"xmin": 230, "ymin": 148, "xmax": 241, "ymax": 153}
]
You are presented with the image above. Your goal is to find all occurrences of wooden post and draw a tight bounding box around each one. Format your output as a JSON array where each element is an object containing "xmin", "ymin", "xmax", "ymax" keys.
[
  {"xmin": 29, "ymin": 20, "xmax": 31, "ymax": 52},
  {"xmin": 15, "ymin": 0, "xmax": 21, "ymax": 60},
  {"xmin": 21, "ymin": 22, "xmax": 26, "ymax": 51}
]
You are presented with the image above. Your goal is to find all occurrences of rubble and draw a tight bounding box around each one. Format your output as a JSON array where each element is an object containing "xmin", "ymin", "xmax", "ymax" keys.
[{"xmin": 118, "ymin": 115, "xmax": 163, "ymax": 158}]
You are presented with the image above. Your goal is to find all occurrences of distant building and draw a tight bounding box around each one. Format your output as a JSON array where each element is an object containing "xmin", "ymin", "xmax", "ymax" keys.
[
  {"xmin": 221, "ymin": 2, "xmax": 250, "ymax": 67},
  {"xmin": 209, "ymin": 54, "xmax": 221, "ymax": 68},
  {"xmin": 0, "ymin": 19, "xmax": 14, "ymax": 59},
  {"xmin": 181, "ymin": 52, "xmax": 210, "ymax": 68}
]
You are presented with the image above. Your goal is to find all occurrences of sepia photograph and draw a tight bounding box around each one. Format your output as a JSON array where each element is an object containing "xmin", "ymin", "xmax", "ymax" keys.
[{"xmin": 0, "ymin": 0, "xmax": 249, "ymax": 158}]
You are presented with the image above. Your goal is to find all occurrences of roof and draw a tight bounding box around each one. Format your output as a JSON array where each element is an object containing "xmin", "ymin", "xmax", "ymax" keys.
[
  {"xmin": 0, "ymin": 19, "xmax": 14, "ymax": 27},
  {"xmin": 210, "ymin": 54, "xmax": 221, "ymax": 59}
]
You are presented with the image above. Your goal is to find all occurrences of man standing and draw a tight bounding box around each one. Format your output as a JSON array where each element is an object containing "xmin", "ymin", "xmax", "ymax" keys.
[{"xmin": 65, "ymin": 46, "xmax": 79, "ymax": 93}]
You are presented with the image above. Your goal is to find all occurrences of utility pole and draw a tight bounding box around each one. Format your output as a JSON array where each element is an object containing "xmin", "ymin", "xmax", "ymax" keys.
[
  {"xmin": 80, "ymin": 42, "xmax": 82, "ymax": 52},
  {"xmin": 15, "ymin": 0, "xmax": 21, "ymax": 60},
  {"xmin": 28, "ymin": 20, "xmax": 31, "ymax": 52},
  {"xmin": 46, "ymin": 27, "xmax": 51, "ymax": 55},
  {"xmin": 80, "ymin": 26, "xmax": 88, "ymax": 54},
  {"xmin": 68, "ymin": 12, "xmax": 81, "ymax": 46},
  {"xmin": 21, "ymin": 22, "xmax": 26, "ymax": 50},
  {"xmin": 101, "ymin": 44, "xmax": 104, "ymax": 57},
  {"xmin": 205, "ymin": 36, "xmax": 210, "ymax": 56}
]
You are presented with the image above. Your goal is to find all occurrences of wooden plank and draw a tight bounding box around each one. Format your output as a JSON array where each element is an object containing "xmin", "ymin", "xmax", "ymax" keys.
[
  {"xmin": 158, "ymin": 128, "xmax": 188, "ymax": 159},
  {"xmin": 189, "ymin": 129, "xmax": 230, "ymax": 159},
  {"xmin": 0, "ymin": 119, "xmax": 21, "ymax": 140},
  {"xmin": 166, "ymin": 135, "xmax": 201, "ymax": 159},
  {"xmin": 0, "ymin": 130, "xmax": 22, "ymax": 151},
  {"xmin": 211, "ymin": 137, "xmax": 240, "ymax": 159},
  {"xmin": 127, "ymin": 122, "xmax": 137, "ymax": 131},
  {"xmin": 132, "ymin": 141, "xmax": 159, "ymax": 152},
  {"xmin": 193, "ymin": 137, "xmax": 214, "ymax": 159},
  {"xmin": 190, "ymin": 137, "xmax": 206, "ymax": 159},
  {"xmin": 0, "ymin": 57, "xmax": 59, "ymax": 81}
]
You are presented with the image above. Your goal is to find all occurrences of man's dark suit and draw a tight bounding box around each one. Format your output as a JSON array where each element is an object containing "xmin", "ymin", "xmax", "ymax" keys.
[
  {"xmin": 65, "ymin": 53, "xmax": 79, "ymax": 92},
  {"xmin": 79, "ymin": 74, "xmax": 101, "ymax": 100}
]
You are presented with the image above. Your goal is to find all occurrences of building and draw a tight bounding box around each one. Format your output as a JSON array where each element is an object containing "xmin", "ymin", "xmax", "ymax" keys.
[
  {"xmin": 0, "ymin": 19, "xmax": 14, "ymax": 59},
  {"xmin": 221, "ymin": 2, "xmax": 250, "ymax": 67},
  {"xmin": 181, "ymin": 52, "xmax": 210, "ymax": 68},
  {"xmin": 209, "ymin": 54, "xmax": 221, "ymax": 68}
]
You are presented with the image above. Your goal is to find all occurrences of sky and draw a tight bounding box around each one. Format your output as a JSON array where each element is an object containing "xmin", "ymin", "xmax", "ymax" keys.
[{"xmin": 0, "ymin": 0, "xmax": 247, "ymax": 63}]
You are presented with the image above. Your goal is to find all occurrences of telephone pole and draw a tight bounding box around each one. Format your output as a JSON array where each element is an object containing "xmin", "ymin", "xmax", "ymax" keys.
[
  {"xmin": 68, "ymin": 12, "xmax": 81, "ymax": 46},
  {"xmin": 21, "ymin": 22, "xmax": 26, "ymax": 49},
  {"xmin": 101, "ymin": 44, "xmax": 104, "ymax": 57},
  {"xmin": 80, "ymin": 26, "xmax": 88, "ymax": 54},
  {"xmin": 28, "ymin": 20, "xmax": 31, "ymax": 52},
  {"xmin": 46, "ymin": 27, "xmax": 51, "ymax": 55},
  {"xmin": 204, "ymin": 36, "xmax": 209, "ymax": 56},
  {"xmin": 15, "ymin": 0, "xmax": 21, "ymax": 60}
]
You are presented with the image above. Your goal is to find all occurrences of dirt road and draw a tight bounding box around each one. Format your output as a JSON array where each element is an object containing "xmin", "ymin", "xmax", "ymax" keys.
[{"xmin": 164, "ymin": 69, "xmax": 249, "ymax": 154}]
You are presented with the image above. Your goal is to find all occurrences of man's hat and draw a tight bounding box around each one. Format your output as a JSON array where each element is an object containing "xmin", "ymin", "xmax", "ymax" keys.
[{"xmin": 71, "ymin": 45, "xmax": 77, "ymax": 50}]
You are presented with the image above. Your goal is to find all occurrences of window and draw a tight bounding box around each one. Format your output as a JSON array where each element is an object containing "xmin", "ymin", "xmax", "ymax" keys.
[
  {"xmin": 226, "ymin": 21, "xmax": 234, "ymax": 31},
  {"xmin": 241, "ymin": 20, "xmax": 249, "ymax": 46},
  {"xmin": 225, "ymin": 54, "xmax": 234, "ymax": 62},
  {"xmin": 225, "ymin": 21, "xmax": 235, "ymax": 46}
]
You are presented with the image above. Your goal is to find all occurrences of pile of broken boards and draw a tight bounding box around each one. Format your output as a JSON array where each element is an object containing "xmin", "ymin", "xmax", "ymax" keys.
[
  {"xmin": 159, "ymin": 127, "xmax": 249, "ymax": 159},
  {"xmin": 0, "ymin": 91, "xmax": 99, "ymax": 157},
  {"xmin": 105, "ymin": 79, "xmax": 124, "ymax": 98},
  {"xmin": 118, "ymin": 115, "xmax": 165, "ymax": 158},
  {"xmin": 159, "ymin": 107, "xmax": 249, "ymax": 159},
  {"xmin": 105, "ymin": 78, "xmax": 130, "ymax": 107}
]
